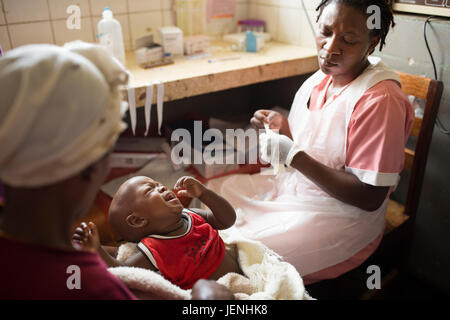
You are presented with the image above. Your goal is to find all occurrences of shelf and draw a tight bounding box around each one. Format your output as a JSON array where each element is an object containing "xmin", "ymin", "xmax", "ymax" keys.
[{"xmin": 122, "ymin": 41, "xmax": 318, "ymax": 107}]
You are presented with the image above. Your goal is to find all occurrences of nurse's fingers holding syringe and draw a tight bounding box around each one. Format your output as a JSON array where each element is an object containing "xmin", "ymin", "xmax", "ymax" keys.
[
  {"xmin": 251, "ymin": 109, "xmax": 273, "ymax": 129},
  {"xmin": 251, "ymin": 109, "xmax": 286, "ymax": 132}
]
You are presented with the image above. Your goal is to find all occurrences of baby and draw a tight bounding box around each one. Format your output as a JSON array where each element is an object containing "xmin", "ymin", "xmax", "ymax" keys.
[{"xmin": 73, "ymin": 175, "xmax": 242, "ymax": 290}]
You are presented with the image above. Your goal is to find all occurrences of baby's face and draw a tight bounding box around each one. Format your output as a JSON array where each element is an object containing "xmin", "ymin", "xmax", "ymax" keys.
[{"xmin": 112, "ymin": 176, "xmax": 184, "ymax": 237}]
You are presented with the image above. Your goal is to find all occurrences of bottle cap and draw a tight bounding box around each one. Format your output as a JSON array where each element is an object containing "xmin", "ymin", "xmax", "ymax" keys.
[{"xmin": 102, "ymin": 7, "xmax": 113, "ymax": 19}]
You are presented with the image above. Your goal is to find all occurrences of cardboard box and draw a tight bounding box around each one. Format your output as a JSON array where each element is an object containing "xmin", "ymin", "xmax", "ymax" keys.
[
  {"xmin": 159, "ymin": 26, "xmax": 184, "ymax": 57},
  {"xmin": 184, "ymin": 35, "xmax": 210, "ymax": 56}
]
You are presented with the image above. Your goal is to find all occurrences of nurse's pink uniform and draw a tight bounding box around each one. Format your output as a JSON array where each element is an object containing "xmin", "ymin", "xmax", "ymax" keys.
[{"xmin": 208, "ymin": 58, "xmax": 414, "ymax": 282}]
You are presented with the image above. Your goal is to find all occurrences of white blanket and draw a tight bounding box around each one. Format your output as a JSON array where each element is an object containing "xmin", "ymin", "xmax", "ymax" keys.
[{"xmin": 108, "ymin": 228, "xmax": 314, "ymax": 300}]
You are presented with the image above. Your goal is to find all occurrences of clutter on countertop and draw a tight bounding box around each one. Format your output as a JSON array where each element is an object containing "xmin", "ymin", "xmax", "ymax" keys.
[
  {"xmin": 122, "ymin": 41, "xmax": 318, "ymax": 106},
  {"xmin": 184, "ymin": 35, "xmax": 210, "ymax": 56},
  {"xmin": 176, "ymin": 0, "xmax": 206, "ymax": 36},
  {"xmin": 97, "ymin": 7, "xmax": 125, "ymax": 65},
  {"xmin": 245, "ymin": 30, "xmax": 265, "ymax": 52},
  {"xmin": 223, "ymin": 18, "xmax": 270, "ymax": 52},
  {"xmin": 223, "ymin": 32, "xmax": 271, "ymax": 46},
  {"xmin": 238, "ymin": 19, "xmax": 265, "ymax": 33},
  {"xmin": 135, "ymin": 34, "xmax": 173, "ymax": 69},
  {"xmin": 159, "ymin": 26, "xmax": 184, "ymax": 57}
]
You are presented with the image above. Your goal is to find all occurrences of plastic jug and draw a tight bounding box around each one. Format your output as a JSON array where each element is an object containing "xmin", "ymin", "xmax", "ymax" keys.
[{"xmin": 97, "ymin": 7, "xmax": 125, "ymax": 65}]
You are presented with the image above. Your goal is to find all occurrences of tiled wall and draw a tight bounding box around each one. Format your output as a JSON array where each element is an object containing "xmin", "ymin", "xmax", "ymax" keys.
[
  {"xmin": 248, "ymin": 0, "xmax": 321, "ymax": 48},
  {"xmin": 0, "ymin": 0, "xmax": 321, "ymax": 54},
  {"xmin": 0, "ymin": 0, "xmax": 249, "ymax": 52}
]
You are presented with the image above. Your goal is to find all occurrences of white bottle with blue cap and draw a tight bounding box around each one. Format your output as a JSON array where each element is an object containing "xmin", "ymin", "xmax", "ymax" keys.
[{"xmin": 97, "ymin": 7, "xmax": 125, "ymax": 65}]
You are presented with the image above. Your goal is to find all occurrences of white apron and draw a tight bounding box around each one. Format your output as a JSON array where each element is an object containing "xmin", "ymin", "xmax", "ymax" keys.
[{"xmin": 208, "ymin": 58, "xmax": 400, "ymax": 276}]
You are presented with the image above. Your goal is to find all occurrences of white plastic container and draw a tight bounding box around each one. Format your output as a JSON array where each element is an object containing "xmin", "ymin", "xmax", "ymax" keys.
[
  {"xmin": 97, "ymin": 7, "xmax": 125, "ymax": 65},
  {"xmin": 159, "ymin": 26, "xmax": 184, "ymax": 57},
  {"xmin": 183, "ymin": 35, "xmax": 210, "ymax": 55}
]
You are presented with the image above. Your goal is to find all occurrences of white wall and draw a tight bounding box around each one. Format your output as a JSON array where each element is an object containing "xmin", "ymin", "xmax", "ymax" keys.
[
  {"xmin": 0, "ymin": 0, "xmax": 319, "ymax": 54},
  {"xmin": 0, "ymin": 0, "xmax": 248, "ymax": 51},
  {"xmin": 248, "ymin": 0, "xmax": 321, "ymax": 48}
]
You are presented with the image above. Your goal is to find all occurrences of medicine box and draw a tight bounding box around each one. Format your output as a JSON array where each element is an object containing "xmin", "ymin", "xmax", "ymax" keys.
[
  {"xmin": 184, "ymin": 35, "xmax": 210, "ymax": 56},
  {"xmin": 135, "ymin": 44, "xmax": 164, "ymax": 66},
  {"xmin": 159, "ymin": 26, "xmax": 184, "ymax": 57}
]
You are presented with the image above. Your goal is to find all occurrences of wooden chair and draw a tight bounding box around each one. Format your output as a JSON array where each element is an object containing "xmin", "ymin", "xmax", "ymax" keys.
[
  {"xmin": 384, "ymin": 72, "xmax": 443, "ymax": 234},
  {"xmin": 356, "ymin": 72, "xmax": 443, "ymax": 299},
  {"xmin": 358, "ymin": 72, "xmax": 443, "ymax": 299},
  {"xmin": 306, "ymin": 72, "xmax": 444, "ymax": 299}
]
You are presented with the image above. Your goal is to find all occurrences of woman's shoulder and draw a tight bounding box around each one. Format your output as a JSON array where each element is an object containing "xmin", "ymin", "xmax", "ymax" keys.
[
  {"xmin": 365, "ymin": 79, "xmax": 410, "ymax": 101},
  {"xmin": 349, "ymin": 79, "xmax": 415, "ymax": 132},
  {"xmin": 356, "ymin": 79, "xmax": 413, "ymax": 114}
]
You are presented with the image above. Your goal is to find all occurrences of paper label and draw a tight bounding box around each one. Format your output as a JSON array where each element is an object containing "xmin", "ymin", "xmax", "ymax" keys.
[{"xmin": 206, "ymin": 0, "xmax": 235, "ymax": 23}]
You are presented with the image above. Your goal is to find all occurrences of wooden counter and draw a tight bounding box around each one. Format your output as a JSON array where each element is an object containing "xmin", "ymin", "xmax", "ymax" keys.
[{"xmin": 123, "ymin": 41, "xmax": 318, "ymax": 107}]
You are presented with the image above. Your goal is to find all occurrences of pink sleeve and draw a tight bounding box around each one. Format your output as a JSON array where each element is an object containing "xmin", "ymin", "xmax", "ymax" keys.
[{"xmin": 345, "ymin": 80, "xmax": 414, "ymax": 186}]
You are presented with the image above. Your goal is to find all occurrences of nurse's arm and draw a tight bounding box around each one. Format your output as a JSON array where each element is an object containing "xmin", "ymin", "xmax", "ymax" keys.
[{"xmin": 290, "ymin": 151, "xmax": 390, "ymax": 212}]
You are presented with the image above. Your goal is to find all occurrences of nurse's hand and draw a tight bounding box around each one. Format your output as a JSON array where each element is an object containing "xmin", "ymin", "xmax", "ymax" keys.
[
  {"xmin": 251, "ymin": 109, "xmax": 292, "ymax": 138},
  {"xmin": 259, "ymin": 131, "xmax": 301, "ymax": 167}
]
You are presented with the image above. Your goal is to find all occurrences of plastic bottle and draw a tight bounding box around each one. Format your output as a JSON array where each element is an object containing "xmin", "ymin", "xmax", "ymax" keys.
[{"xmin": 97, "ymin": 7, "xmax": 125, "ymax": 65}]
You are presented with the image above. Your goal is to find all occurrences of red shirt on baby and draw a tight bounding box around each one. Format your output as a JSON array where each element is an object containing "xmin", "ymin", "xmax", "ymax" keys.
[{"xmin": 137, "ymin": 208, "xmax": 225, "ymax": 289}]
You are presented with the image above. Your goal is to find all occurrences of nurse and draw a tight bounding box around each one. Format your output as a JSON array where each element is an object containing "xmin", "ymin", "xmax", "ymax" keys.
[
  {"xmin": 208, "ymin": 0, "xmax": 414, "ymax": 283},
  {"xmin": 0, "ymin": 42, "xmax": 233, "ymax": 300}
]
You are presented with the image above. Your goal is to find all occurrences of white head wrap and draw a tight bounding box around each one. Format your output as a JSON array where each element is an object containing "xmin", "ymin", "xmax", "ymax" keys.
[{"xmin": 0, "ymin": 41, "xmax": 129, "ymax": 187}]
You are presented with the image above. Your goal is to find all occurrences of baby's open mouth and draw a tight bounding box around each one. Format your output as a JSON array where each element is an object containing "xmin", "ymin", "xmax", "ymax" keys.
[{"xmin": 163, "ymin": 191, "xmax": 178, "ymax": 202}]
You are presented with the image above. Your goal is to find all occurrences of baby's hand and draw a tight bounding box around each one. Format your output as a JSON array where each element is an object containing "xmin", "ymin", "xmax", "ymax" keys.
[
  {"xmin": 72, "ymin": 222, "xmax": 100, "ymax": 252},
  {"xmin": 173, "ymin": 176, "xmax": 206, "ymax": 199}
]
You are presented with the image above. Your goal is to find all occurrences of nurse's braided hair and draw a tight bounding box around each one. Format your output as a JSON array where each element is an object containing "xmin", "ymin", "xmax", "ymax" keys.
[{"xmin": 315, "ymin": 0, "xmax": 395, "ymax": 52}]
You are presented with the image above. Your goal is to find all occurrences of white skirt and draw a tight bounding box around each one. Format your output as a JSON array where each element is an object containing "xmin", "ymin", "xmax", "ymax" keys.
[{"xmin": 207, "ymin": 169, "xmax": 386, "ymax": 276}]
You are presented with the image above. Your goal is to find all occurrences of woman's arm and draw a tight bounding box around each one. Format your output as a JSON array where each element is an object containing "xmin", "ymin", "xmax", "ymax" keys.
[{"xmin": 290, "ymin": 151, "xmax": 389, "ymax": 212}]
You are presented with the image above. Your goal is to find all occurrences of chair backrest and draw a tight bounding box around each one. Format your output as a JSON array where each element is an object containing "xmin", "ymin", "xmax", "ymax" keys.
[{"xmin": 397, "ymin": 72, "xmax": 444, "ymax": 221}]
